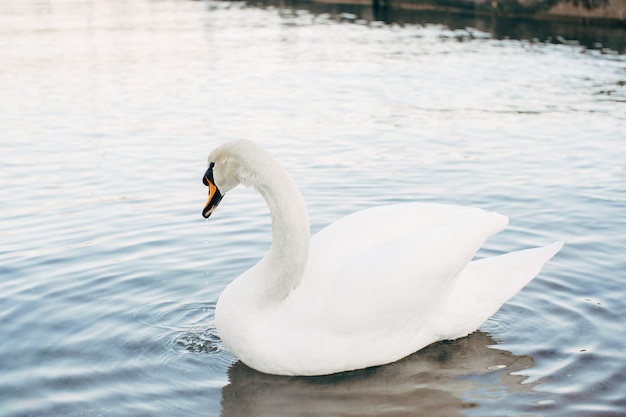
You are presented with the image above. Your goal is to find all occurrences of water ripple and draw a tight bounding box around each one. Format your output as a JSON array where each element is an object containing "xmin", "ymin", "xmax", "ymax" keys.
[
  {"xmin": 1, "ymin": 0, "xmax": 625, "ymax": 416},
  {"xmin": 172, "ymin": 327, "xmax": 223, "ymax": 354},
  {"xmin": 133, "ymin": 301, "xmax": 230, "ymax": 364}
]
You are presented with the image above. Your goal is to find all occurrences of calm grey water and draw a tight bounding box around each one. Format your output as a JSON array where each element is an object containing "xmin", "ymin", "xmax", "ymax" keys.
[{"xmin": 1, "ymin": 0, "xmax": 625, "ymax": 416}]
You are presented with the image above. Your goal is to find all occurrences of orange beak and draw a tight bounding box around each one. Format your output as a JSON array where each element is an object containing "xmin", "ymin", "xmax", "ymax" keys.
[{"xmin": 202, "ymin": 163, "xmax": 223, "ymax": 219}]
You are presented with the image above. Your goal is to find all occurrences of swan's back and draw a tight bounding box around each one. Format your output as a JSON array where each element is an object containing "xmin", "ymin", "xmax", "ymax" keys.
[
  {"xmin": 305, "ymin": 203, "xmax": 495, "ymax": 287},
  {"xmin": 311, "ymin": 203, "xmax": 488, "ymax": 253}
]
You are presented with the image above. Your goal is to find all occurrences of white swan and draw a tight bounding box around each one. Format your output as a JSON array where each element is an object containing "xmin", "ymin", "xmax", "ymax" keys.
[{"xmin": 202, "ymin": 139, "xmax": 563, "ymax": 376}]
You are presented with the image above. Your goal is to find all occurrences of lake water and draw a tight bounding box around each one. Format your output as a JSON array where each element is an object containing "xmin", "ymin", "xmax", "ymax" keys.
[{"xmin": 1, "ymin": 0, "xmax": 625, "ymax": 416}]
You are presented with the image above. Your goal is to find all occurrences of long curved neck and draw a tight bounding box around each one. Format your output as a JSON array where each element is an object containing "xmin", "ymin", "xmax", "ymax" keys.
[{"xmin": 239, "ymin": 147, "xmax": 310, "ymax": 305}]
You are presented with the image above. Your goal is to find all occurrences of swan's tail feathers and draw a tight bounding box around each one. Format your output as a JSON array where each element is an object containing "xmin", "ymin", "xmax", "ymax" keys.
[
  {"xmin": 470, "ymin": 240, "xmax": 564, "ymax": 304},
  {"xmin": 426, "ymin": 241, "xmax": 564, "ymax": 341}
]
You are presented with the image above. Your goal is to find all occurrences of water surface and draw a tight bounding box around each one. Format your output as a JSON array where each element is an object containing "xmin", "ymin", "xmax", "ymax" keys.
[{"xmin": 1, "ymin": 0, "xmax": 625, "ymax": 416}]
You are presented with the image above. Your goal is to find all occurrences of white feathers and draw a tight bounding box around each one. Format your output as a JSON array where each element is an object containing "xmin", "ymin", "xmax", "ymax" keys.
[{"xmin": 208, "ymin": 140, "xmax": 562, "ymax": 376}]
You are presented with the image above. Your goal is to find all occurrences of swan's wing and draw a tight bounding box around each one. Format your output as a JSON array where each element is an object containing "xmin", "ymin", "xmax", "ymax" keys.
[
  {"xmin": 315, "ymin": 211, "xmax": 509, "ymax": 335},
  {"xmin": 268, "ymin": 208, "xmax": 509, "ymax": 373},
  {"xmin": 305, "ymin": 202, "xmax": 492, "ymax": 287}
]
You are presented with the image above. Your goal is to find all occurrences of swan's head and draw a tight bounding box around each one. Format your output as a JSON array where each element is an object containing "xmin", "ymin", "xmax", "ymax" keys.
[{"xmin": 202, "ymin": 140, "xmax": 252, "ymax": 218}]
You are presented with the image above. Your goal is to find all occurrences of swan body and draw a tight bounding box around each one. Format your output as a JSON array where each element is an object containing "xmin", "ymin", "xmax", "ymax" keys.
[{"xmin": 202, "ymin": 139, "xmax": 563, "ymax": 376}]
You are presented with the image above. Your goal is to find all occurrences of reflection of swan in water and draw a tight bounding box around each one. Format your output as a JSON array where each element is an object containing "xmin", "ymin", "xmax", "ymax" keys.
[{"xmin": 220, "ymin": 332, "xmax": 539, "ymax": 417}]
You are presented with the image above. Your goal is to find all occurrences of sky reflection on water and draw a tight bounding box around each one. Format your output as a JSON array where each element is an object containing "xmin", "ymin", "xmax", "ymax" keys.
[{"xmin": 0, "ymin": 0, "xmax": 625, "ymax": 416}]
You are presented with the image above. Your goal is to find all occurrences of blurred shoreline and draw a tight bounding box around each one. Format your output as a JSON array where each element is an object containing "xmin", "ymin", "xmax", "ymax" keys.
[
  {"xmin": 274, "ymin": 0, "xmax": 626, "ymax": 24},
  {"xmin": 250, "ymin": 0, "xmax": 626, "ymax": 52}
]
